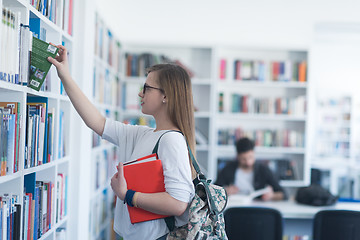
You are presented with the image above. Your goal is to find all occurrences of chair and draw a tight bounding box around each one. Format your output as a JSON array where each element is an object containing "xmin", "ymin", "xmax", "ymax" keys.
[
  {"xmin": 313, "ymin": 210, "xmax": 360, "ymax": 240},
  {"xmin": 224, "ymin": 207, "xmax": 283, "ymax": 240}
]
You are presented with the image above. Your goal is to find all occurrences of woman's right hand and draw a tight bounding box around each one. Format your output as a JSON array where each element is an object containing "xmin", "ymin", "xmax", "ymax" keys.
[{"xmin": 47, "ymin": 45, "xmax": 71, "ymax": 81}]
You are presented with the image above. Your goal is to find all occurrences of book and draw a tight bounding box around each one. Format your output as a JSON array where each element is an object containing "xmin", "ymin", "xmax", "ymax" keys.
[
  {"xmin": 219, "ymin": 59, "xmax": 226, "ymax": 80},
  {"xmin": 228, "ymin": 187, "xmax": 272, "ymax": 205},
  {"xmin": 28, "ymin": 37, "xmax": 58, "ymax": 91},
  {"xmin": 123, "ymin": 153, "xmax": 168, "ymax": 224}
]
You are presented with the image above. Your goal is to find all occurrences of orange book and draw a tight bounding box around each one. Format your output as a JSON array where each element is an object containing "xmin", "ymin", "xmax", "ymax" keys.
[
  {"xmin": 298, "ymin": 61, "xmax": 307, "ymax": 82},
  {"xmin": 123, "ymin": 153, "xmax": 169, "ymax": 224}
]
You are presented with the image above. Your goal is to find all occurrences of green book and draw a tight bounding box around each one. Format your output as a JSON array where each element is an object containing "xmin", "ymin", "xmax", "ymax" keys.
[{"xmin": 28, "ymin": 37, "xmax": 59, "ymax": 91}]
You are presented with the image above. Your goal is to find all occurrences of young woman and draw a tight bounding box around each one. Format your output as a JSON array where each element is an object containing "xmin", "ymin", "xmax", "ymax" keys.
[{"xmin": 48, "ymin": 46, "xmax": 196, "ymax": 240}]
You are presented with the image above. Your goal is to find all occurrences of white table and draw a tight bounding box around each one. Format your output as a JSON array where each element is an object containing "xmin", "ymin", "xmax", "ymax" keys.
[{"xmin": 225, "ymin": 196, "xmax": 360, "ymax": 237}]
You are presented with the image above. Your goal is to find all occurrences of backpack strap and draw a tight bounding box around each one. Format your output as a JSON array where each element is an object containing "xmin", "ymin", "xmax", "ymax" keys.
[
  {"xmin": 152, "ymin": 130, "xmax": 206, "ymax": 232},
  {"xmin": 152, "ymin": 130, "xmax": 205, "ymax": 180},
  {"xmin": 152, "ymin": 130, "xmax": 183, "ymax": 155},
  {"xmin": 151, "ymin": 130, "xmax": 182, "ymax": 231}
]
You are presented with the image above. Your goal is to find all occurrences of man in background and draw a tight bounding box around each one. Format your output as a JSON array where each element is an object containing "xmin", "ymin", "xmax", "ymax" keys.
[{"xmin": 215, "ymin": 137, "xmax": 287, "ymax": 201}]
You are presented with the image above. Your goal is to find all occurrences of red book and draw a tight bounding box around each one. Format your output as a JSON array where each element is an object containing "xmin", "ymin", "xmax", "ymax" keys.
[
  {"xmin": 219, "ymin": 59, "xmax": 226, "ymax": 80},
  {"xmin": 123, "ymin": 153, "xmax": 168, "ymax": 224},
  {"xmin": 26, "ymin": 193, "xmax": 32, "ymax": 240},
  {"xmin": 68, "ymin": 0, "xmax": 73, "ymax": 35}
]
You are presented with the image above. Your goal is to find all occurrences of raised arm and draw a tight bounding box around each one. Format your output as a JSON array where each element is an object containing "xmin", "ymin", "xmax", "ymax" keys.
[{"xmin": 48, "ymin": 45, "xmax": 105, "ymax": 136}]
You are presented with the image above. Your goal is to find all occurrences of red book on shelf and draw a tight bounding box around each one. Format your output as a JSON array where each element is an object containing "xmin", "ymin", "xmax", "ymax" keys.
[
  {"xmin": 219, "ymin": 59, "xmax": 226, "ymax": 80},
  {"xmin": 68, "ymin": 0, "xmax": 73, "ymax": 35},
  {"xmin": 123, "ymin": 153, "xmax": 168, "ymax": 224}
]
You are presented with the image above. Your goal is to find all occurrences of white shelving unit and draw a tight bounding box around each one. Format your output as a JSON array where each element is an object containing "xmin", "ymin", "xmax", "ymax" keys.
[
  {"xmin": 0, "ymin": 0, "xmax": 75, "ymax": 239},
  {"xmin": 310, "ymin": 93, "xmax": 360, "ymax": 197},
  {"xmin": 118, "ymin": 44, "xmax": 311, "ymax": 187},
  {"xmin": 87, "ymin": 10, "xmax": 122, "ymax": 240},
  {"xmin": 213, "ymin": 46, "xmax": 310, "ymax": 186}
]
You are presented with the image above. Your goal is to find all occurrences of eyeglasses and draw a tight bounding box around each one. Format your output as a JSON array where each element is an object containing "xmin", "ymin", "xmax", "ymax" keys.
[{"xmin": 142, "ymin": 83, "xmax": 164, "ymax": 94}]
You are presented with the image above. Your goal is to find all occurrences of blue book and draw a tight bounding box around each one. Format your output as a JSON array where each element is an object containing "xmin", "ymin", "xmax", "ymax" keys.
[
  {"xmin": 24, "ymin": 171, "xmax": 36, "ymax": 236},
  {"xmin": 6, "ymin": 114, "xmax": 16, "ymax": 174},
  {"xmin": 29, "ymin": 18, "xmax": 41, "ymax": 39},
  {"xmin": 43, "ymin": 0, "xmax": 47, "ymax": 16},
  {"xmin": 23, "ymin": 195, "xmax": 29, "ymax": 240},
  {"xmin": 24, "ymin": 173, "xmax": 36, "ymax": 198}
]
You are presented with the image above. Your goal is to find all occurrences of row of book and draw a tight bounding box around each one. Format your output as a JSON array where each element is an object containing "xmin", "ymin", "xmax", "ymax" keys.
[
  {"xmin": 125, "ymin": 53, "xmax": 170, "ymax": 77},
  {"xmin": 0, "ymin": 8, "xmax": 50, "ymax": 90},
  {"xmin": 0, "ymin": 102, "xmax": 21, "ymax": 176},
  {"xmin": 125, "ymin": 53, "xmax": 195, "ymax": 78},
  {"xmin": 25, "ymin": 97, "xmax": 66, "ymax": 169},
  {"xmin": 317, "ymin": 128, "xmax": 350, "ymax": 140},
  {"xmin": 315, "ymin": 141, "xmax": 350, "ymax": 158},
  {"xmin": 121, "ymin": 82, "xmax": 141, "ymax": 110},
  {"xmin": 25, "ymin": 97, "xmax": 54, "ymax": 168},
  {"xmin": 29, "ymin": 0, "xmax": 73, "ymax": 36},
  {"xmin": 23, "ymin": 172, "xmax": 68, "ymax": 240},
  {"xmin": 318, "ymin": 96, "xmax": 351, "ymax": 112},
  {"xmin": 122, "ymin": 116, "xmax": 156, "ymax": 128},
  {"xmin": 93, "ymin": 66, "xmax": 121, "ymax": 107},
  {"xmin": 221, "ymin": 93, "xmax": 307, "ymax": 116},
  {"xmin": 219, "ymin": 59, "xmax": 307, "ymax": 82},
  {"xmin": 0, "ymin": 194, "xmax": 21, "ymax": 240},
  {"xmin": 218, "ymin": 128, "xmax": 305, "ymax": 148},
  {"xmin": 94, "ymin": 147, "xmax": 118, "ymax": 191},
  {"xmin": 1, "ymin": 8, "xmax": 21, "ymax": 84},
  {"xmin": 90, "ymin": 189, "xmax": 110, "ymax": 238},
  {"xmin": 0, "ymin": 97, "xmax": 67, "ymax": 174},
  {"xmin": 94, "ymin": 13, "xmax": 122, "ymax": 73}
]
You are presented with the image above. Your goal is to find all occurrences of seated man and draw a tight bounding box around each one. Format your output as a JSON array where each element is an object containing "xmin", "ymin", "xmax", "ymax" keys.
[{"xmin": 215, "ymin": 137, "xmax": 287, "ymax": 201}]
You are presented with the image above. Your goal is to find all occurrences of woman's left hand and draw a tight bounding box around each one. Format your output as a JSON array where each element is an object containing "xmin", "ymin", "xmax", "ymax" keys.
[{"xmin": 111, "ymin": 162, "xmax": 128, "ymax": 201}]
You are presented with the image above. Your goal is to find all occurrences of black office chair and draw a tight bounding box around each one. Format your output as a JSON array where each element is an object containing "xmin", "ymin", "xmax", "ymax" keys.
[
  {"xmin": 313, "ymin": 210, "xmax": 360, "ymax": 240},
  {"xmin": 224, "ymin": 207, "xmax": 283, "ymax": 240}
]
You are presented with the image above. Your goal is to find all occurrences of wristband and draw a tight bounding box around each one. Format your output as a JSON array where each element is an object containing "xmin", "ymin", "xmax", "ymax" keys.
[{"xmin": 124, "ymin": 189, "xmax": 136, "ymax": 207}]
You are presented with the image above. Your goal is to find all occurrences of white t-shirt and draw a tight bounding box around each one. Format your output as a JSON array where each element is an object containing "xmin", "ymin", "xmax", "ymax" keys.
[
  {"xmin": 102, "ymin": 118, "xmax": 195, "ymax": 240},
  {"xmin": 234, "ymin": 168, "xmax": 254, "ymax": 195}
]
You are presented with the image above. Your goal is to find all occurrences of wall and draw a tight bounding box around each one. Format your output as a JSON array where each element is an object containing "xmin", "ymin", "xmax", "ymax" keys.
[{"xmin": 95, "ymin": 0, "xmax": 360, "ymax": 48}]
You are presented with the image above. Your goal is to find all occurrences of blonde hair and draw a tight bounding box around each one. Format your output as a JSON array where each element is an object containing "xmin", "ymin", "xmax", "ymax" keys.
[{"xmin": 147, "ymin": 63, "xmax": 198, "ymax": 179}]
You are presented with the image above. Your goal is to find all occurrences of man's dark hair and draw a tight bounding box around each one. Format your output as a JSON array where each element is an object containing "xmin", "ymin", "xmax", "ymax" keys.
[{"xmin": 235, "ymin": 137, "xmax": 255, "ymax": 154}]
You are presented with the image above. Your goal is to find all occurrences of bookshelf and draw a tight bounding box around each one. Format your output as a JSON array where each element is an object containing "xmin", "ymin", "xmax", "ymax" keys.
[
  {"xmin": 0, "ymin": 0, "xmax": 74, "ymax": 239},
  {"xmin": 88, "ymin": 11, "xmax": 121, "ymax": 240},
  {"xmin": 118, "ymin": 44, "xmax": 312, "ymax": 188},
  {"xmin": 214, "ymin": 47, "xmax": 310, "ymax": 187},
  {"xmin": 308, "ymin": 24, "xmax": 360, "ymax": 200},
  {"xmin": 311, "ymin": 93, "xmax": 360, "ymax": 198}
]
